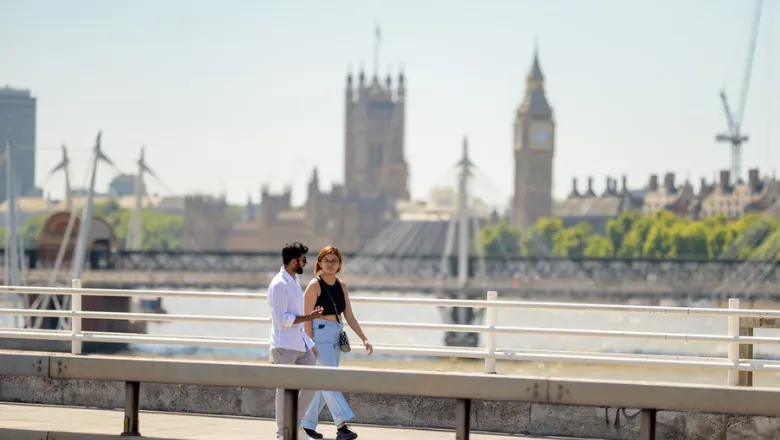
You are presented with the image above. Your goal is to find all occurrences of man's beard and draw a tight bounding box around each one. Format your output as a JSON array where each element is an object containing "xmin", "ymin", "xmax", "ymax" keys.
[{"xmin": 295, "ymin": 264, "xmax": 304, "ymax": 274}]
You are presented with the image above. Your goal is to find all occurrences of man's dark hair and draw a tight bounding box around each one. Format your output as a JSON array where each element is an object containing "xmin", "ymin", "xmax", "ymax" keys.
[{"xmin": 282, "ymin": 241, "xmax": 309, "ymax": 265}]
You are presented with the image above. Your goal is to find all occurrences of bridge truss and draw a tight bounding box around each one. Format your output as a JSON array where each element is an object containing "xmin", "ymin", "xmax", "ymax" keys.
[{"xmin": 3, "ymin": 249, "xmax": 779, "ymax": 285}]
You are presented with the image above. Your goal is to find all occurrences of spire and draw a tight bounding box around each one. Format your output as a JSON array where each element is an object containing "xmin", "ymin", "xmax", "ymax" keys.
[
  {"xmin": 526, "ymin": 42, "xmax": 544, "ymax": 91},
  {"xmin": 517, "ymin": 41, "xmax": 552, "ymax": 117},
  {"xmin": 386, "ymin": 67, "xmax": 392, "ymax": 89},
  {"xmin": 457, "ymin": 136, "xmax": 474, "ymax": 171},
  {"xmin": 308, "ymin": 167, "xmax": 320, "ymax": 197},
  {"xmin": 373, "ymin": 23, "xmax": 382, "ymax": 79}
]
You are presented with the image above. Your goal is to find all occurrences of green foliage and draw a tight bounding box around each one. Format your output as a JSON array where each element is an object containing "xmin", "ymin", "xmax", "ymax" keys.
[
  {"xmin": 476, "ymin": 222, "xmax": 522, "ymax": 257},
  {"xmin": 478, "ymin": 210, "xmax": 780, "ymax": 260},
  {"xmin": 95, "ymin": 201, "xmax": 185, "ymax": 250},
  {"xmin": 13, "ymin": 200, "xmax": 195, "ymax": 251},
  {"xmin": 22, "ymin": 215, "xmax": 47, "ymax": 246},
  {"xmin": 6, "ymin": 199, "xmax": 249, "ymax": 251}
]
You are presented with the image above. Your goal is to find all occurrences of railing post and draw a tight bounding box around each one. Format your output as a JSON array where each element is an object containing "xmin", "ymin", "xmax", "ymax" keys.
[
  {"xmin": 727, "ymin": 298, "xmax": 740, "ymax": 386},
  {"xmin": 484, "ymin": 291, "xmax": 498, "ymax": 374},
  {"xmin": 283, "ymin": 388, "xmax": 299, "ymax": 440},
  {"xmin": 639, "ymin": 409, "xmax": 656, "ymax": 440},
  {"xmin": 121, "ymin": 381, "xmax": 141, "ymax": 436},
  {"xmin": 739, "ymin": 318, "xmax": 754, "ymax": 387},
  {"xmin": 455, "ymin": 398, "xmax": 471, "ymax": 440},
  {"xmin": 71, "ymin": 279, "xmax": 82, "ymax": 355}
]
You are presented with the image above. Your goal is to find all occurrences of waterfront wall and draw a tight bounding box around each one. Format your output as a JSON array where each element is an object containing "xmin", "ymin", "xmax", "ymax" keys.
[{"xmin": 2, "ymin": 375, "xmax": 779, "ymax": 439}]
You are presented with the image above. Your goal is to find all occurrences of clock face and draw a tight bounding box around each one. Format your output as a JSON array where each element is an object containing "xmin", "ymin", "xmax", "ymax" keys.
[{"xmin": 531, "ymin": 126, "xmax": 549, "ymax": 146}]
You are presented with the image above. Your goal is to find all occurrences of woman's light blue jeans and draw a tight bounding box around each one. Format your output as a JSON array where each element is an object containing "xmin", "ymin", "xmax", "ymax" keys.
[{"xmin": 301, "ymin": 319, "xmax": 355, "ymax": 430}]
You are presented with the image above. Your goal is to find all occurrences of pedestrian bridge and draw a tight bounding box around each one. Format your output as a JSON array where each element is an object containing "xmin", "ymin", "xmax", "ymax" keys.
[
  {"xmin": 4, "ymin": 284, "xmax": 780, "ymax": 438},
  {"xmin": 3, "ymin": 350, "xmax": 780, "ymax": 439}
]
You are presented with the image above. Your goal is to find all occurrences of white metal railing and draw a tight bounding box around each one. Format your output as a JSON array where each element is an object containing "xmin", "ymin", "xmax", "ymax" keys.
[{"xmin": 1, "ymin": 281, "xmax": 780, "ymax": 385}]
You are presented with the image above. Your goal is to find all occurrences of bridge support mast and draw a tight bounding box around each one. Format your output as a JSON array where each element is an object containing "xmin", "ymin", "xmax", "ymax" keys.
[{"xmin": 442, "ymin": 137, "xmax": 483, "ymax": 347}]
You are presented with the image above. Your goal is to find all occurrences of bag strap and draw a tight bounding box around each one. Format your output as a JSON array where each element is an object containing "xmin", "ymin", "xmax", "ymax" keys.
[{"xmin": 317, "ymin": 276, "xmax": 342, "ymax": 324}]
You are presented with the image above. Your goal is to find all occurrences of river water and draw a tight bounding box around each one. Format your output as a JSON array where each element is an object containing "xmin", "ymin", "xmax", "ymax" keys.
[{"xmin": 4, "ymin": 289, "xmax": 780, "ymax": 387}]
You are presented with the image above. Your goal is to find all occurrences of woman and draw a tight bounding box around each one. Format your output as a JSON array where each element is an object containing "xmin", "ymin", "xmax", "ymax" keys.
[{"xmin": 301, "ymin": 245, "xmax": 373, "ymax": 440}]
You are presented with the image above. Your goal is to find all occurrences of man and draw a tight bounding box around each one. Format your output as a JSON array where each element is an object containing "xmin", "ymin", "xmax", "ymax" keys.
[{"xmin": 268, "ymin": 241, "xmax": 324, "ymax": 440}]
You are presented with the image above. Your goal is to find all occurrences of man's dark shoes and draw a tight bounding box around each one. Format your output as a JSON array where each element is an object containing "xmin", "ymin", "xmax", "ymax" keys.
[
  {"xmin": 302, "ymin": 428, "xmax": 323, "ymax": 439},
  {"xmin": 336, "ymin": 425, "xmax": 358, "ymax": 440}
]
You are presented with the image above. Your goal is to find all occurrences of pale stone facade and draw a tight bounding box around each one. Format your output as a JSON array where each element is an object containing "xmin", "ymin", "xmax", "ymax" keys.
[
  {"xmin": 641, "ymin": 173, "xmax": 698, "ymax": 216},
  {"xmin": 697, "ymin": 169, "xmax": 780, "ymax": 220},
  {"xmin": 512, "ymin": 50, "xmax": 556, "ymax": 231},
  {"xmin": 553, "ymin": 169, "xmax": 780, "ymax": 232}
]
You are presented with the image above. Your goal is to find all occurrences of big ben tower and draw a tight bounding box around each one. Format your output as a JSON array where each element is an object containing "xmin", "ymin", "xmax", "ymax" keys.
[{"xmin": 512, "ymin": 47, "xmax": 555, "ymax": 230}]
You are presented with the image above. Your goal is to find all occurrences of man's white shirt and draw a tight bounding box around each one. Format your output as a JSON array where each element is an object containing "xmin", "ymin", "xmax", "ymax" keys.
[{"xmin": 267, "ymin": 267, "xmax": 315, "ymax": 352}]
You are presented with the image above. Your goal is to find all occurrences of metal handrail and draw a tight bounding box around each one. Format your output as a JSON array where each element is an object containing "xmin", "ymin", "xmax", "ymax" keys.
[{"xmin": 1, "ymin": 280, "xmax": 777, "ymax": 384}]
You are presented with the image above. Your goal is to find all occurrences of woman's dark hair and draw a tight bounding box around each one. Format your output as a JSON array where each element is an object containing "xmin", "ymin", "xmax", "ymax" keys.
[{"xmin": 282, "ymin": 242, "xmax": 309, "ymax": 265}]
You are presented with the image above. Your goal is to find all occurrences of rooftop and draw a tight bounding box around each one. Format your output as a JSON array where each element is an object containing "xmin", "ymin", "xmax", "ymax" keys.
[{"xmin": 0, "ymin": 86, "xmax": 33, "ymax": 98}]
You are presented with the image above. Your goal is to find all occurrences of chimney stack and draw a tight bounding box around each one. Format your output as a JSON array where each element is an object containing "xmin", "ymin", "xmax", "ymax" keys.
[
  {"xmin": 719, "ymin": 170, "xmax": 730, "ymax": 190},
  {"xmin": 622, "ymin": 175, "xmax": 628, "ymax": 193},
  {"xmin": 649, "ymin": 174, "xmax": 658, "ymax": 191},
  {"xmin": 570, "ymin": 177, "xmax": 579, "ymax": 197},
  {"xmin": 586, "ymin": 177, "xmax": 595, "ymax": 196},
  {"xmin": 748, "ymin": 168, "xmax": 760, "ymax": 190},
  {"xmin": 663, "ymin": 172, "xmax": 675, "ymax": 192}
]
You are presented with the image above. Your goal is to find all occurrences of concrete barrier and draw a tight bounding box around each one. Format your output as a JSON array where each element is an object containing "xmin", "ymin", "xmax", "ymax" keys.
[
  {"xmin": 5, "ymin": 375, "xmax": 780, "ymax": 439},
  {"xmin": 3, "ymin": 350, "xmax": 780, "ymax": 439}
]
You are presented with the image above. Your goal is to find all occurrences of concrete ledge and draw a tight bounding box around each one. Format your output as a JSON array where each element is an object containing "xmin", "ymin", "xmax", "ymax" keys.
[
  {"xmin": 3, "ymin": 376, "xmax": 780, "ymax": 440},
  {"xmin": 0, "ymin": 351, "xmax": 48, "ymax": 376},
  {"xmin": 1, "ymin": 429, "xmax": 175, "ymax": 440},
  {"xmin": 27, "ymin": 352, "xmax": 780, "ymax": 418},
  {"xmin": 5, "ymin": 351, "xmax": 780, "ymax": 439}
]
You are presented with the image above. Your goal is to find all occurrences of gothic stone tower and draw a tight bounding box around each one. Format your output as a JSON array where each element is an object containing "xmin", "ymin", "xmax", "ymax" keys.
[
  {"xmin": 344, "ymin": 69, "xmax": 409, "ymax": 200},
  {"xmin": 513, "ymin": 49, "xmax": 555, "ymax": 230}
]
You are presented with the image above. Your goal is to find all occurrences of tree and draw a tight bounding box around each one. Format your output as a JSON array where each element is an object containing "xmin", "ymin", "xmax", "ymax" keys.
[
  {"xmin": 478, "ymin": 208, "xmax": 780, "ymax": 261},
  {"xmin": 606, "ymin": 210, "xmax": 641, "ymax": 253},
  {"xmin": 22, "ymin": 215, "xmax": 47, "ymax": 246},
  {"xmin": 522, "ymin": 217, "xmax": 564, "ymax": 257},
  {"xmin": 669, "ymin": 221, "xmax": 710, "ymax": 259},
  {"xmin": 477, "ymin": 222, "xmax": 521, "ymax": 258},
  {"xmin": 584, "ymin": 235, "xmax": 614, "ymax": 257},
  {"xmin": 552, "ymin": 222, "xmax": 593, "ymax": 258}
]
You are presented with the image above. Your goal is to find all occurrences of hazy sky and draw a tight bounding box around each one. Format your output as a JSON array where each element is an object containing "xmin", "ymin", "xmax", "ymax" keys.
[{"xmin": 1, "ymin": 0, "xmax": 777, "ymax": 208}]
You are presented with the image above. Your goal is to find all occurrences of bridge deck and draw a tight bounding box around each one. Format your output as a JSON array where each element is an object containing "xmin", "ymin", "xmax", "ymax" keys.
[{"xmin": 0, "ymin": 402, "xmax": 581, "ymax": 440}]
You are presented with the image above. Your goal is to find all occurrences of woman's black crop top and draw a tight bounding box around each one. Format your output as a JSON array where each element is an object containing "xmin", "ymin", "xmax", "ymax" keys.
[{"xmin": 315, "ymin": 276, "xmax": 347, "ymax": 315}]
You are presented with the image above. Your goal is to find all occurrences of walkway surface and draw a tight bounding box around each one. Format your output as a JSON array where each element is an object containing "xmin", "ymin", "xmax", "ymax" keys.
[{"xmin": 0, "ymin": 403, "xmax": 588, "ymax": 440}]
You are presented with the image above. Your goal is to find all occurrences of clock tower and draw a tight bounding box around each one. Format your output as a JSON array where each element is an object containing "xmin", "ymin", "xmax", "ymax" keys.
[{"xmin": 512, "ymin": 48, "xmax": 555, "ymax": 230}]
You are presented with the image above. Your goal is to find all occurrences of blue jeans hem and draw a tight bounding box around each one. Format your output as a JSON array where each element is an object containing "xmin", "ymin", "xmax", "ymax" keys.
[{"xmin": 301, "ymin": 410, "xmax": 355, "ymax": 430}]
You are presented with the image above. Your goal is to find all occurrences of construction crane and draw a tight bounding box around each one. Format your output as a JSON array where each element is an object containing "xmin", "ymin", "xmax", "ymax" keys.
[{"xmin": 715, "ymin": 0, "xmax": 763, "ymax": 184}]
